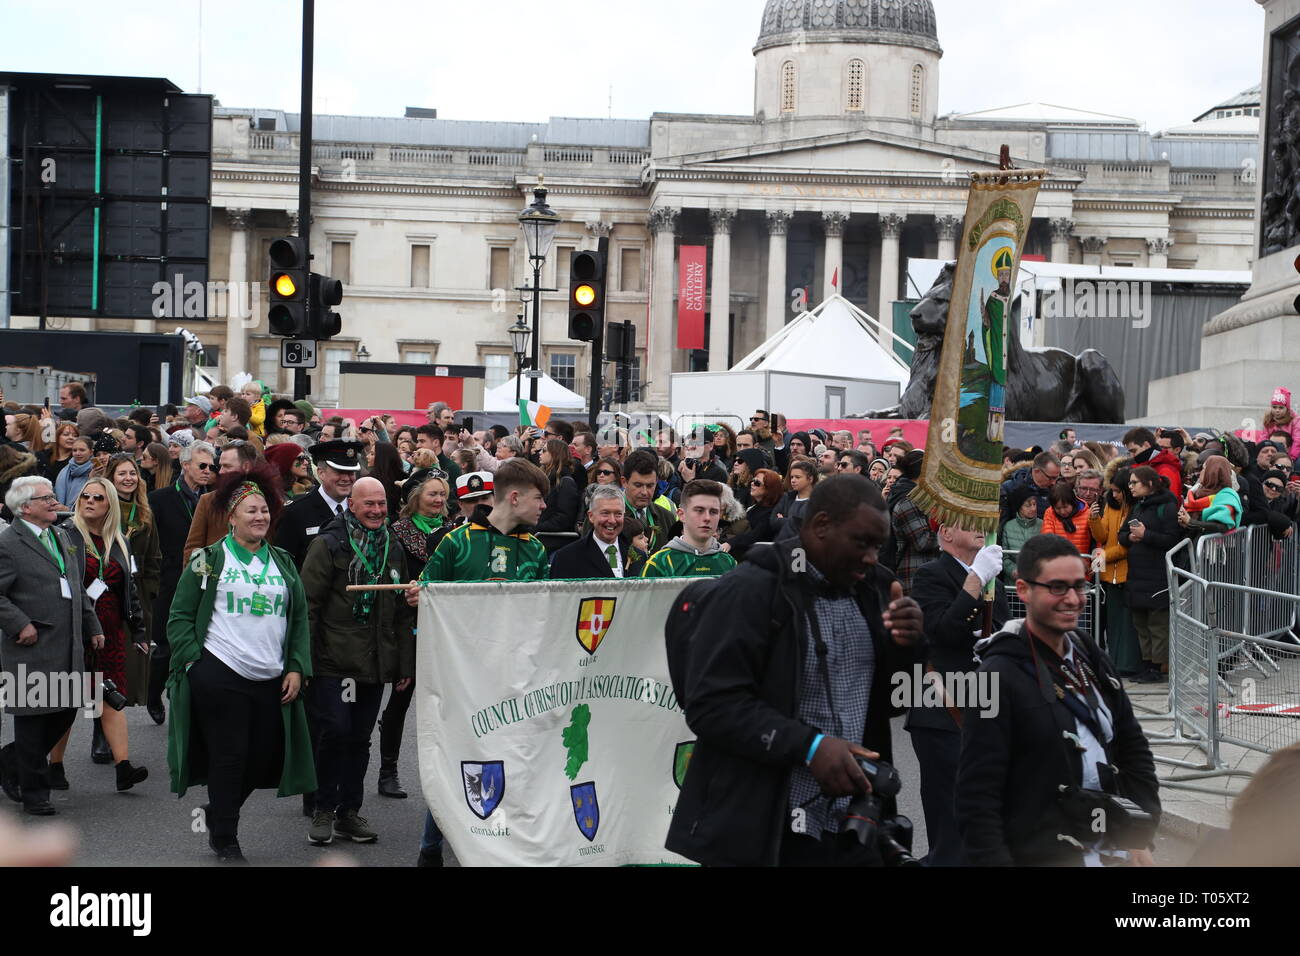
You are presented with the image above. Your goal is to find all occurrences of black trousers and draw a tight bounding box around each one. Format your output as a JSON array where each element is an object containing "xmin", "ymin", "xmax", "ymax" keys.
[
  {"xmin": 908, "ymin": 726, "xmax": 967, "ymax": 866},
  {"xmin": 2, "ymin": 708, "xmax": 79, "ymax": 806},
  {"xmin": 187, "ymin": 651, "xmax": 284, "ymax": 845},
  {"xmin": 778, "ymin": 827, "xmax": 883, "ymax": 867},
  {"xmin": 309, "ymin": 677, "xmax": 383, "ymax": 814},
  {"xmin": 378, "ymin": 680, "xmax": 414, "ymax": 764}
]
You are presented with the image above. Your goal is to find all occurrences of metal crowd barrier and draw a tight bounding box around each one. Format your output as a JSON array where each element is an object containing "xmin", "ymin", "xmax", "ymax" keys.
[
  {"xmin": 999, "ymin": 549, "xmax": 1103, "ymax": 647},
  {"xmin": 1151, "ymin": 526, "xmax": 1300, "ymax": 793}
]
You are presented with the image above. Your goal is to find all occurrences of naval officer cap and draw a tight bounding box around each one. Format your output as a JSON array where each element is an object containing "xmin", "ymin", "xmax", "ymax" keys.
[{"xmin": 310, "ymin": 439, "xmax": 364, "ymax": 472}]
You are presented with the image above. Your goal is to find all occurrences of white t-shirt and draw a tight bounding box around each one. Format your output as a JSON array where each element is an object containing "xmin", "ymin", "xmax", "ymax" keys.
[{"xmin": 205, "ymin": 541, "xmax": 290, "ymax": 681}]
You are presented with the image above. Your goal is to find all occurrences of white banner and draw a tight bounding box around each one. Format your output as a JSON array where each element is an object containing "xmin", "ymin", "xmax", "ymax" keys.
[{"xmin": 416, "ymin": 578, "xmax": 697, "ymax": 866}]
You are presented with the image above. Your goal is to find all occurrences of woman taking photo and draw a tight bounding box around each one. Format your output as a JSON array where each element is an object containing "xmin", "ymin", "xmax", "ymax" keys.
[
  {"xmin": 166, "ymin": 463, "xmax": 315, "ymax": 864},
  {"xmin": 47, "ymin": 476, "xmax": 149, "ymax": 793},
  {"xmin": 380, "ymin": 473, "xmax": 451, "ymax": 800},
  {"xmin": 54, "ymin": 436, "xmax": 95, "ymax": 507},
  {"xmin": 139, "ymin": 441, "xmax": 173, "ymax": 493},
  {"xmin": 712, "ymin": 423, "xmax": 737, "ymax": 473},
  {"xmin": 1120, "ymin": 465, "xmax": 1185, "ymax": 684},
  {"xmin": 534, "ymin": 438, "xmax": 579, "ymax": 540},
  {"xmin": 106, "ymin": 455, "xmax": 162, "ymax": 707},
  {"xmin": 1090, "ymin": 464, "xmax": 1138, "ymax": 676}
]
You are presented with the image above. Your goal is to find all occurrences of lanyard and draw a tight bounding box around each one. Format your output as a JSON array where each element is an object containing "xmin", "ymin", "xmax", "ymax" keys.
[
  {"xmin": 174, "ymin": 478, "xmax": 194, "ymax": 520},
  {"xmin": 40, "ymin": 528, "xmax": 66, "ymax": 575},
  {"xmin": 85, "ymin": 534, "xmax": 106, "ymax": 580},
  {"xmin": 225, "ymin": 533, "xmax": 272, "ymax": 590},
  {"xmin": 348, "ymin": 529, "xmax": 391, "ymax": 582}
]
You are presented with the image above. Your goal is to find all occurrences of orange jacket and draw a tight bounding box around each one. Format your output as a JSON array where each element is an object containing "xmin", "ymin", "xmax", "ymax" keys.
[{"xmin": 1042, "ymin": 501, "xmax": 1094, "ymax": 572}]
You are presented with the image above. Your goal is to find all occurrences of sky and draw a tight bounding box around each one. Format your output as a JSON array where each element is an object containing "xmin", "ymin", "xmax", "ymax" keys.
[{"xmin": 0, "ymin": 0, "xmax": 1265, "ymax": 133}]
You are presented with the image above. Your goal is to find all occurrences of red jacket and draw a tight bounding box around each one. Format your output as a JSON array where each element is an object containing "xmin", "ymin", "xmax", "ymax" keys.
[{"xmin": 1146, "ymin": 449, "xmax": 1184, "ymax": 500}]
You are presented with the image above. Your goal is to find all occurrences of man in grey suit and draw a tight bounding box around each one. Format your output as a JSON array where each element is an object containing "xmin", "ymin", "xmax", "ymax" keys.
[{"xmin": 0, "ymin": 476, "xmax": 103, "ymax": 815}]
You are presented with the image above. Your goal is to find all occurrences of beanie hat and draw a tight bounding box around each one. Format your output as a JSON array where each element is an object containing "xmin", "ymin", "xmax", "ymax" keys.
[
  {"xmin": 294, "ymin": 400, "xmax": 317, "ymax": 422},
  {"xmin": 1005, "ymin": 482, "xmax": 1036, "ymax": 517},
  {"xmin": 1271, "ymin": 387, "xmax": 1292, "ymax": 409},
  {"xmin": 736, "ymin": 448, "xmax": 767, "ymax": 474}
]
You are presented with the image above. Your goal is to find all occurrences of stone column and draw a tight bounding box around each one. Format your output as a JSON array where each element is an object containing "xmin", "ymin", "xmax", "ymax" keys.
[
  {"xmin": 584, "ymin": 219, "xmax": 612, "ymax": 251},
  {"xmin": 708, "ymin": 209, "xmax": 736, "ymax": 372},
  {"xmin": 821, "ymin": 211, "xmax": 848, "ymax": 296},
  {"xmin": 876, "ymin": 213, "xmax": 905, "ymax": 340},
  {"xmin": 646, "ymin": 206, "xmax": 679, "ymax": 408},
  {"xmin": 1050, "ymin": 218, "xmax": 1075, "ymax": 263},
  {"xmin": 1147, "ymin": 236, "xmax": 1171, "ymax": 269},
  {"xmin": 225, "ymin": 208, "xmax": 251, "ymax": 380},
  {"xmin": 934, "ymin": 214, "xmax": 961, "ymax": 262},
  {"xmin": 765, "ymin": 210, "xmax": 792, "ymax": 339},
  {"xmin": 1081, "ymin": 235, "xmax": 1107, "ymax": 266}
]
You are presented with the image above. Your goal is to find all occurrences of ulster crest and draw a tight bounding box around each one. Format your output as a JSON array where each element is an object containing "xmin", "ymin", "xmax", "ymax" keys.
[
  {"xmin": 461, "ymin": 761, "xmax": 505, "ymax": 820},
  {"xmin": 575, "ymin": 597, "xmax": 616, "ymax": 655},
  {"xmin": 673, "ymin": 741, "xmax": 695, "ymax": 790},
  {"xmin": 570, "ymin": 781, "xmax": 600, "ymax": 841}
]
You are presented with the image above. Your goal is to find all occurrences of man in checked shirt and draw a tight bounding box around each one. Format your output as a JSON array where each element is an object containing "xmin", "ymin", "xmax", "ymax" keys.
[{"xmin": 666, "ymin": 474, "xmax": 925, "ymax": 866}]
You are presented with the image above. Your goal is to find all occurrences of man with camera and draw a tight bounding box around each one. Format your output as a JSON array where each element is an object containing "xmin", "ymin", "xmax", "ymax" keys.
[
  {"xmin": 665, "ymin": 474, "xmax": 924, "ymax": 866},
  {"xmin": 956, "ymin": 534, "xmax": 1160, "ymax": 866}
]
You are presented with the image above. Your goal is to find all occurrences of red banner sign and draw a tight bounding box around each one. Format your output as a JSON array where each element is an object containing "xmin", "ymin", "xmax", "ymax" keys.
[{"xmin": 677, "ymin": 245, "xmax": 707, "ymax": 350}]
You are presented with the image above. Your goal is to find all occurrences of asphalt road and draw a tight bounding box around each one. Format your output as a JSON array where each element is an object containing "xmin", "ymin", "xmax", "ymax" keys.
[{"xmin": 4, "ymin": 706, "xmax": 1197, "ymax": 867}]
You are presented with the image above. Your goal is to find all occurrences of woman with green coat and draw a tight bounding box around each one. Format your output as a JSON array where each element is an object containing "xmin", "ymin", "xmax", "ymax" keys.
[{"xmin": 166, "ymin": 463, "xmax": 315, "ymax": 864}]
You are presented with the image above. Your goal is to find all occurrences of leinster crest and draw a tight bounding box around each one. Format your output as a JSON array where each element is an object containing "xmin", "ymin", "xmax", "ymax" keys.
[
  {"xmin": 570, "ymin": 781, "xmax": 600, "ymax": 841},
  {"xmin": 461, "ymin": 760, "xmax": 505, "ymax": 820},
  {"xmin": 575, "ymin": 597, "xmax": 616, "ymax": 655}
]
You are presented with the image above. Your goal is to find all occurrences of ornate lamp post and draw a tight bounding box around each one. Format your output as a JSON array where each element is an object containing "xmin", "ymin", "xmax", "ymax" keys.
[
  {"xmin": 509, "ymin": 313, "xmax": 531, "ymax": 408},
  {"xmin": 517, "ymin": 177, "xmax": 560, "ymax": 403}
]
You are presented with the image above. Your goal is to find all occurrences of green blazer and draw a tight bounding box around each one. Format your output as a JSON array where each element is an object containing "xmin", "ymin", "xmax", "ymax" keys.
[{"xmin": 165, "ymin": 540, "xmax": 316, "ymax": 799}]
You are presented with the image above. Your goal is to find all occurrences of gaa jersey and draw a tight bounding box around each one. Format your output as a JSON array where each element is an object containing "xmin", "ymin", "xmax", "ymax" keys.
[
  {"xmin": 419, "ymin": 505, "xmax": 549, "ymax": 583},
  {"xmin": 640, "ymin": 543, "xmax": 737, "ymax": 579}
]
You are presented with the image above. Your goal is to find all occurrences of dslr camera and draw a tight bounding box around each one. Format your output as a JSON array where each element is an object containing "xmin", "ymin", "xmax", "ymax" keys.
[{"xmin": 840, "ymin": 757, "xmax": 920, "ymax": 867}]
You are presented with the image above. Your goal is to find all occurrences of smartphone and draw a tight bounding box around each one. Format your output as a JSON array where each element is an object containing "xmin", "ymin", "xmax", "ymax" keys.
[{"xmin": 461, "ymin": 416, "xmax": 474, "ymax": 435}]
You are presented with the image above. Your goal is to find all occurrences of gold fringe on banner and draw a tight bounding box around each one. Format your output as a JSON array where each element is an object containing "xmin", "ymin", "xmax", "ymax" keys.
[{"xmin": 909, "ymin": 166, "xmax": 1047, "ymax": 535}]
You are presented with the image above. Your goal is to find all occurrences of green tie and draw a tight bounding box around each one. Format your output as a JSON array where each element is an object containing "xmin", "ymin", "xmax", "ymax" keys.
[{"xmin": 605, "ymin": 545, "xmax": 618, "ymax": 571}]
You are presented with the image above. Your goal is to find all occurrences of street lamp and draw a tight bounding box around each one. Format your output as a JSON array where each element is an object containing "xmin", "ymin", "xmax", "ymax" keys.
[
  {"xmin": 517, "ymin": 176, "xmax": 560, "ymax": 403},
  {"xmin": 509, "ymin": 313, "xmax": 531, "ymax": 408}
]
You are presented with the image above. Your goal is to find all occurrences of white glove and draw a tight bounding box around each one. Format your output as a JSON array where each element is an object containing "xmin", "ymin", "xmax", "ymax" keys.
[{"xmin": 971, "ymin": 545, "xmax": 1004, "ymax": 586}]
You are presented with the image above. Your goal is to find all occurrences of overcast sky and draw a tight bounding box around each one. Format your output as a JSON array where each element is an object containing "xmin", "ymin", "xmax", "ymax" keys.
[{"xmin": 1, "ymin": 0, "xmax": 1265, "ymax": 133}]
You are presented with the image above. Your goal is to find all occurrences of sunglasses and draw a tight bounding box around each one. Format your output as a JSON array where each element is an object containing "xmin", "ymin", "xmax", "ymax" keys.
[
  {"xmin": 750, "ymin": 417, "xmax": 767, "ymax": 423},
  {"xmin": 1265, "ymin": 482, "xmax": 1285, "ymax": 491},
  {"xmin": 359, "ymin": 427, "xmax": 373, "ymax": 435},
  {"xmin": 750, "ymin": 479, "xmax": 763, "ymax": 487},
  {"xmin": 596, "ymin": 469, "xmax": 618, "ymax": 477},
  {"xmin": 79, "ymin": 493, "xmax": 106, "ymax": 503},
  {"xmin": 194, "ymin": 462, "xmax": 217, "ymax": 472},
  {"xmin": 294, "ymin": 456, "xmax": 311, "ymax": 465}
]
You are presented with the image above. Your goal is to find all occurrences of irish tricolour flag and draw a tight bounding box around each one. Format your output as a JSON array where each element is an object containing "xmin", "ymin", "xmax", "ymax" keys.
[{"xmin": 519, "ymin": 399, "xmax": 552, "ymax": 429}]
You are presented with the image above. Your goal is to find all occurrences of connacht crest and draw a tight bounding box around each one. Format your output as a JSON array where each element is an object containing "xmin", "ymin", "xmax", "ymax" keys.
[
  {"xmin": 673, "ymin": 741, "xmax": 695, "ymax": 790},
  {"xmin": 570, "ymin": 781, "xmax": 600, "ymax": 841},
  {"xmin": 575, "ymin": 597, "xmax": 617, "ymax": 655},
  {"xmin": 461, "ymin": 760, "xmax": 505, "ymax": 820}
]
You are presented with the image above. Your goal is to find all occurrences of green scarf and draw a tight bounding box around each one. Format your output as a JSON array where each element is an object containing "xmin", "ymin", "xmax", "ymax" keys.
[
  {"xmin": 410, "ymin": 513, "xmax": 444, "ymax": 535},
  {"xmin": 346, "ymin": 510, "xmax": 390, "ymax": 623}
]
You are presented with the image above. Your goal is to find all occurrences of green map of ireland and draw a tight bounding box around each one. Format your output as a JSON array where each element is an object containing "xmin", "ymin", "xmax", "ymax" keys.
[{"xmin": 562, "ymin": 704, "xmax": 591, "ymax": 780}]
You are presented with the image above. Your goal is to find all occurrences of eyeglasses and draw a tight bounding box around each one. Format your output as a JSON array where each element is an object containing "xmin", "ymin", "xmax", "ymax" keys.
[
  {"xmin": 79, "ymin": 493, "xmax": 106, "ymax": 503},
  {"xmin": 29, "ymin": 494, "xmax": 59, "ymax": 504},
  {"xmin": 596, "ymin": 469, "xmax": 617, "ymax": 477},
  {"xmin": 294, "ymin": 456, "xmax": 311, "ymax": 465},
  {"xmin": 359, "ymin": 427, "xmax": 373, "ymax": 435},
  {"xmin": 194, "ymin": 462, "xmax": 217, "ymax": 472},
  {"xmin": 1022, "ymin": 579, "xmax": 1095, "ymax": 598}
]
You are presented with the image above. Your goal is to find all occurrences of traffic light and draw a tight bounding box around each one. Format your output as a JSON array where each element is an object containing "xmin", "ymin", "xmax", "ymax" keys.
[
  {"xmin": 568, "ymin": 249, "xmax": 605, "ymax": 341},
  {"xmin": 605, "ymin": 320, "xmax": 634, "ymax": 365},
  {"xmin": 267, "ymin": 236, "xmax": 309, "ymax": 337},
  {"xmin": 310, "ymin": 273, "xmax": 343, "ymax": 339}
]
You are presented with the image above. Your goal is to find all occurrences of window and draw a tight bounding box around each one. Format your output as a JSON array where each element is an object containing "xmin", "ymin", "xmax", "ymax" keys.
[
  {"xmin": 198, "ymin": 345, "xmax": 220, "ymax": 367},
  {"xmin": 620, "ymin": 248, "xmax": 642, "ymax": 292},
  {"xmin": 489, "ymin": 247, "xmax": 511, "ymax": 290},
  {"xmin": 910, "ymin": 65, "xmax": 924, "ymax": 116},
  {"xmin": 625, "ymin": 356, "xmax": 642, "ymax": 402},
  {"xmin": 846, "ymin": 59, "xmax": 865, "ymax": 111},
  {"xmin": 257, "ymin": 347, "xmax": 279, "ymax": 391},
  {"xmin": 404, "ymin": 351, "xmax": 433, "ymax": 364},
  {"xmin": 555, "ymin": 245, "xmax": 575, "ymax": 289},
  {"xmin": 483, "ymin": 354, "xmax": 511, "ymax": 391},
  {"xmin": 331, "ymin": 241, "xmax": 352, "ymax": 284},
  {"xmin": 410, "ymin": 244, "xmax": 430, "ymax": 287},
  {"xmin": 323, "ymin": 347, "xmax": 351, "ymax": 403},
  {"xmin": 781, "ymin": 60, "xmax": 797, "ymax": 114},
  {"xmin": 549, "ymin": 353, "xmax": 577, "ymax": 391}
]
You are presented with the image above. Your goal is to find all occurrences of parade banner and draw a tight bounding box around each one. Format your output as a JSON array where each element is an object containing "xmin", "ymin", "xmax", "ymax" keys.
[
  {"xmin": 910, "ymin": 168, "xmax": 1046, "ymax": 533},
  {"xmin": 415, "ymin": 578, "xmax": 695, "ymax": 866},
  {"xmin": 677, "ymin": 245, "xmax": 707, "ymax": 350}
]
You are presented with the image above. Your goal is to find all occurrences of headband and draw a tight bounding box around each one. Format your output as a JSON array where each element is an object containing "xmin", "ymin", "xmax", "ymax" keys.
[{"xmin": 228, "ymin": 481, "xmax": 265, "ymax": 511}]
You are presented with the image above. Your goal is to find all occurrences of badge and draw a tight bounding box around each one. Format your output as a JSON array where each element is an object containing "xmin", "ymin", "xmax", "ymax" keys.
[
  {"xmin": 60, "ymin": 578, "xmax": 72, "ymax": 600},
  {"xmin": 130, "ymin": 555, "xmax": 138, "ymax": 574},
  {"xmin": 306, "ymin": 526, "xmax": 320, "ymax": 536},
  {"xmin": 87, "ymin": 579, "xmax": 108, "ymax": 602},
  {"xmin": 248, "ymin": 593, "xmax": 272, "ymax": 617}
]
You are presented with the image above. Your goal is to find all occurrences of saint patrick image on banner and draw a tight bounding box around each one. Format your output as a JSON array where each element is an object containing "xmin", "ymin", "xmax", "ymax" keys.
[{"xmin": 958, "ymin": 211, "xmax": 1019, "ymax": 462}]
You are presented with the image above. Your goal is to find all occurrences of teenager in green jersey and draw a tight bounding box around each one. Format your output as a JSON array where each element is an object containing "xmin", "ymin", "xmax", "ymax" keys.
[
  {"xmin": 641, "ymin": 479, "xmax": 737, "ymax": 578},
  {"xmin": 404, "ymin": 457, "xmax": 551, "ymax": 865}
]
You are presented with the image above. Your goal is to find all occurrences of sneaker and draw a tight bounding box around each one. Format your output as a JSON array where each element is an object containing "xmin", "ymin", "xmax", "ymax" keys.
[
  {"xmin": 308, "ymin": 809, "xmax": 335, "ymax": 846},
  {"xmin": 334, "ymin": 809, "xmax": 378, "ymax": 843}
]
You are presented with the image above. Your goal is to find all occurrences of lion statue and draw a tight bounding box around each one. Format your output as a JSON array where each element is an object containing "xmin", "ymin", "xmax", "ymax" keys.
[{"xmin": 863, "ymin": 262, "xmax": 1126, "ymax": 423}]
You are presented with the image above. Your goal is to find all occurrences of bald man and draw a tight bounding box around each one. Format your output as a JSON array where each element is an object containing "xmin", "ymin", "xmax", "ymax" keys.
[{"xmin": 299, "ymin": 475, "xmax": 415, "ymax": 846}]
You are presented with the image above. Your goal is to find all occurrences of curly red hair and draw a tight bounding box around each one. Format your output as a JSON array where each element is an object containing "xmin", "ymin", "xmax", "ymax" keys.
[{"xmin": 209, "ymin": 460, "xmax": 286, "ymax": 526}]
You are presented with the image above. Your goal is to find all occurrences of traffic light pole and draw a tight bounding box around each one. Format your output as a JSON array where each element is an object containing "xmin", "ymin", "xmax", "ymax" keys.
[{"xmin": 294, "ymin": 0, "xmax": 314, "ymax": 402}]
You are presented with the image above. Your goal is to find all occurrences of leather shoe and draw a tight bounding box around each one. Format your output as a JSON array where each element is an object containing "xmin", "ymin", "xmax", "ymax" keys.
[
  {"xmin": 115, "ymin": 760, "xmax": 148, "ymax": 792},
  {"xmin": 48, "ymin": 762, "xmax": 69, "ymax": 791},
  {"xmin": 378, "ymin": 773, "xmax": 407, "ymax": 799},
  {"xmin": 146, "ymin": 702, "xmax": 166, "ymax": 725},
  {"xmin": 91, "ymin": 721, "xmax": 113, "ymax": 765},
  {"xmin": 23, "ymin": 800, "xmax": 56, "ymax": 816}
]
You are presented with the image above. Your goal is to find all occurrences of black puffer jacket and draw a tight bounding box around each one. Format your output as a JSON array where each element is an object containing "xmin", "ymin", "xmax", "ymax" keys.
[
  {"xmin": 956, "ymin": 621, "xmax": 1160, "ymax": 866},
  {"xmin": 1118, "ymin": 488, "xmax": 1185, "ymax": 609},
  {"xmin": 664, "ymin": 538, "xmax": 919, "ymax": 867}
]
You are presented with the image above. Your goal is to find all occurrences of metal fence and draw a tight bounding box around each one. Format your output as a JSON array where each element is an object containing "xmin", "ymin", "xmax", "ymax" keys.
[
  {"xmin": 1000, "ymin": 549, "xmax": 1102, "ymax": 646},
  {"xmin": 1153, "ymin": 525, "xmax": 1300, "ymax": 792}
]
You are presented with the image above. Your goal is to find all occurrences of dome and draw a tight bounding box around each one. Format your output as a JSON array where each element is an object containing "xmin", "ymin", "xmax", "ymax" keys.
[{"xmin": 755, "ymin": 0, "xmax": 941, "ymax": 54}]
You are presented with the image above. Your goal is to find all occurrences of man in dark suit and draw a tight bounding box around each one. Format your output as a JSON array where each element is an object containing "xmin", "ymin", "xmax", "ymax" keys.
[
  {"xmin": 144, "ymin": 439, "xmax": 216, "ymax": 723},
  {"xmin": 905, "ymin": 523, "xmax": 1009, "ymax": 866},
  {"xmin": 550, "ymin": 485, "xmax": 646, "ymax": 580},
  {"xmin": 275, "ymin": 440, "xmax": 363, "ymax": 569},
  {"xmin": 0, "ymin": 477, "xmax": 103, "ymax": 815}
]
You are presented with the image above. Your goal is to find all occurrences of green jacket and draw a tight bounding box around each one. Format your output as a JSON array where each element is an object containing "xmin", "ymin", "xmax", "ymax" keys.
[
  {"xmin": 641, "ymin": 537, "xmax": 737, "ymax": 578},
  {"xmin": 165, "ymin": 541, "xmax": 316, "ymax": 799},
  {"xmin": 419, "ymin": 505, "xmax": 549, "ymax": 582}
]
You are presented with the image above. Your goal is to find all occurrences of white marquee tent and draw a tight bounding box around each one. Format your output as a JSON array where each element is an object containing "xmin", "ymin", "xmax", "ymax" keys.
[{"xmin": 481, "ymin": 372, "xmax": 587, "ymax": 412}]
